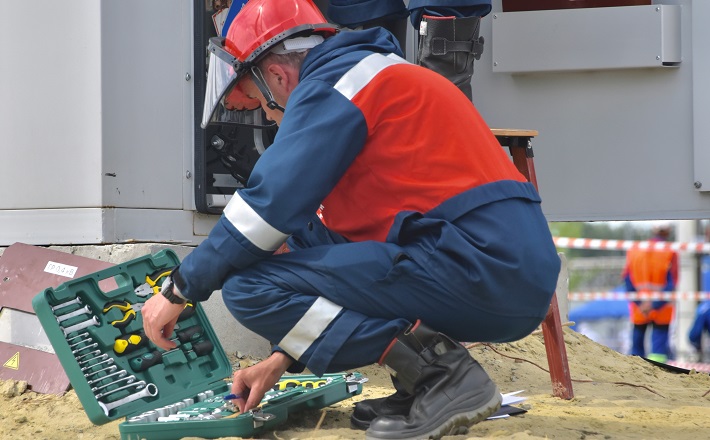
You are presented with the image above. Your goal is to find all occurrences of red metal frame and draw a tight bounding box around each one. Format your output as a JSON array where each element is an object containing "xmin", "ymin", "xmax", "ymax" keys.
[{"xmin": 493, "ymin": 129, "xmax": 574, "ymax": 399}]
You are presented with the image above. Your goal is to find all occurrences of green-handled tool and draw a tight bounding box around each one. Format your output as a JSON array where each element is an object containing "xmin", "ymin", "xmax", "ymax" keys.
[
  {"xmin": 114, "ymin": 324, "xmax": 202, "ymax": 356},
  {"xmin": 129, "ymin": 339, "xmax": 214, "ymax": 372},
  {"xmin": 170, "ymin": 324, "xmax": 204, "ymax": 345}
]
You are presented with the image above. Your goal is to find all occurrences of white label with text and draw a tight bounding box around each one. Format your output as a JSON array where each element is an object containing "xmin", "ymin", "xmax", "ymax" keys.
[{"xmin": 44, "ymin": 261, "xmax": 78, "ymax": 278}]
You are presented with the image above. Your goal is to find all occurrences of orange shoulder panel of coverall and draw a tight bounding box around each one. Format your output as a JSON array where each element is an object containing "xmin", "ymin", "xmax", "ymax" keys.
[
  {"xmin": 625, "ymin": 248, "xmax": 677, "ymax": 325},
  {"xmin": 320, "ymin": 63, "xmax": 526, "ymax": 242}
]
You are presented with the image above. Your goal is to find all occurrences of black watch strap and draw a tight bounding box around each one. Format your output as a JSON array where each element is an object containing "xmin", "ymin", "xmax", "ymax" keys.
[{"xmin": 161, "ymin": 277, "xmax": 187, "ymax": 305}]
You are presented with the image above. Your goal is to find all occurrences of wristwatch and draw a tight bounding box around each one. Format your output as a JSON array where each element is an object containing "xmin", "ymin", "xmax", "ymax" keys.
[{"xmin": 161, "ymin": 276, "xmax": 187, "ymax": 305}]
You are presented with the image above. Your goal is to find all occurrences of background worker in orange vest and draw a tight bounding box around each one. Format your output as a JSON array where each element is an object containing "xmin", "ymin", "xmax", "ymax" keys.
[{"xmin": 622, "ymin": 223, "xmax": 678, "ymax": 362}]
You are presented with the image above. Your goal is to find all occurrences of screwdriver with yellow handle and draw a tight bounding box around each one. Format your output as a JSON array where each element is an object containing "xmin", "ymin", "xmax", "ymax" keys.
[{"xmin": 113, "ymin": 331, "xmax": 149, "ymax": 355}]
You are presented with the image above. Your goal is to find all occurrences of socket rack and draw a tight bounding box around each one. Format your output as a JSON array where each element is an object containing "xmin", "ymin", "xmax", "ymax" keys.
[
  {"xmin": 31, "ymin": 250, "xmax": 367, "ymax": 438},
  {"xmin": 118, "ymin": 372, "xmax": 367, "ymax": 440}
]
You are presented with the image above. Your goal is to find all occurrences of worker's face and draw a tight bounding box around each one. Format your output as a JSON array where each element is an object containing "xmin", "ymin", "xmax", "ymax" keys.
[
  {"xmin": 223, "ymin": 82, "xmax": 261, "ymax": 112},
  {"xmin": 232, "ymin": 76, "xmax": 285, "ymax": 126}
]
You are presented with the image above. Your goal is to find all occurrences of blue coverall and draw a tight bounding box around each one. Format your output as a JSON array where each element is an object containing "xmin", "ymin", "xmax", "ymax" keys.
[
  {"xmin": 176, "ymin": 28, "xmax": 560, "ymax": 376},
  {"xmin": 326, "ymin": 0, "xmax": 492, "ymax": 28}
]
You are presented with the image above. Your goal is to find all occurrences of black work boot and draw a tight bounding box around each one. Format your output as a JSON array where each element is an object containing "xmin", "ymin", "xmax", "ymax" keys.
[
  {"xmin": 351, "ymin": 376, "xmax": 414, "ymax": 430},
  {"xmin": 365, "ymin": 321, "xmax": 501, "ymax": 440},
  {"xmin": 416, "ymin": 15, "xmax": 484, "ymax": 101}
]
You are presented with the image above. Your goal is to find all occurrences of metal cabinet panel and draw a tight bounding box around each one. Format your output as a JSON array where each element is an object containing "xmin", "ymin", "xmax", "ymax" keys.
[{"xmin": 491, "ymin": 5, "xmax": 681, "ymax": 73}]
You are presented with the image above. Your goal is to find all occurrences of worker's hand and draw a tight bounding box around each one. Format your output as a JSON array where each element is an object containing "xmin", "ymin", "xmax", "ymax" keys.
[
  {"xmin": 639, "ymin": 301, "xmax": 653, "ymax": 315},
  {"xmin": 229, "ymin": 351, "xmax": 293, "ymax": 413},
  {"xmin": 141, "ymin": 292, "xmax": 184, "ymax": 350}
]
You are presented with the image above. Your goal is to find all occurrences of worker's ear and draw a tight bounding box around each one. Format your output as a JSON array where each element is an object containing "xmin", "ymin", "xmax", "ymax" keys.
[{"xmin": 265, "ymin": 63, "xmax": 298, "ymax": 94}]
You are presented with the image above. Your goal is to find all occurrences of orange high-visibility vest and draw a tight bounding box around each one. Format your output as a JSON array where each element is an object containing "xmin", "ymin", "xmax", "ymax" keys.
[{"xmin": 625, "ymin": 248, "xmax": 676, "ymax": 325}]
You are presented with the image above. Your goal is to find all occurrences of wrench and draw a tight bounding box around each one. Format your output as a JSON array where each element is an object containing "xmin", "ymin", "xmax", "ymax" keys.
[
  {"xmin": 98, "ymin": 383, "xmax": 158, "ymax": 416},
  {"xmin": 75, "ymin": 350, "xmax": 102, "ymax": 362},
  {"xmin": 51, "ymin": 296, "xmax": 82, "ymax": 312},
  {"xmin": 79, "ymin": 353, "xmax": 108, "ymax": 366},
  {"xmin": 88, "ymin": 369, "xmax": 127, "ymax": 386},
  {"xmin": 67, "ymin": 332, "xmax": 90, "ymax": 344},
  {"xmin": 81, "ymin": 357, "xmax": 114, "ymax": 372},
  {"xmin": 95, "ymin": 380, "xmax": 146, "ymax": 399},
  {"xmin": 56, "ymin": 305, "xmax": 93, "ymax": 323},
  {"xmin": 84, "ymin": 365, "xmax": 117, "ymax": 380},
  {"xmin": 91, "ymin": 375, "xmax": 136, "ymax": 393},
  {"xmin": 72, "ymin": 342, "xmax": 98, "ymax": 355},
  {"xmin": 62, "ymin": 316, "xmax": 100, "ymax": 336}
]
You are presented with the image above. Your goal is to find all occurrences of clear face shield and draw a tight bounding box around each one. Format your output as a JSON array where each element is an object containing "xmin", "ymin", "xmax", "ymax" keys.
[{"xmin": 201, "ymin": 37, "xmax": 275, "ymax": 129}]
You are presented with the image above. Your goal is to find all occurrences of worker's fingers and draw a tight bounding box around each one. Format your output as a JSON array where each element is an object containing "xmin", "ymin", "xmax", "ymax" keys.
[
  {"xmin": 141, "ymin": 294, "xmax": 182, "ymax": 349},
  {"xmin": 229, "ymin": 352, "xmax": 290, "ymax": 412},
  {"xmin": 160, "ymin": 320, "xmax": 178, "ymax": 348},
  {"xmin": 231, "ymin": 373, "xmax": 250, "ymax": 413},
  {"xmin": 153, "ymin": 333, "xmax": 177, "ymax": 351},
  {"xmin": 245, "ymin": 392, "xmax": 264, "ymax": 412}
]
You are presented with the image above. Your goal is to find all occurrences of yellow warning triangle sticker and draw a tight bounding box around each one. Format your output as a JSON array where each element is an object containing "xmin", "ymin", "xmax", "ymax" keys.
[{"xmin": 3, "ymin": 352, "xmax": 20, "ymax": 370}]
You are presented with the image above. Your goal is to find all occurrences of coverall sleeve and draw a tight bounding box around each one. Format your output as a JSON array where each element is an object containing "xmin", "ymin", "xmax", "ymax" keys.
[
  {"xmin": 175, "ymin": 80, "xmax": 368, "ymax": 301},
  {"xmin": 327, "ymin": 0, "xmax": 408, "ymax": 27},
  {"xmin": 688, "ymin": 303, "xmax": 710, "ymax": 350},
  {"xmin": 622, "ymin": 260, "xmax": 635, "ymax": 292}
]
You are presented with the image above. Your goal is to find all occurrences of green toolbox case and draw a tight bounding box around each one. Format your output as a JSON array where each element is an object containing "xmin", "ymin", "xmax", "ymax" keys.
[{"xmin": 32, "ymin": 250, "xmax": 366, "ymax": 439}]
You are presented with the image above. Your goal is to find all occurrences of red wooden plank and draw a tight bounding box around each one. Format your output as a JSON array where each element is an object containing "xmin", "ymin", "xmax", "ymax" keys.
[{"xmin": 0, "ymin": 243, "xmax": 116, "ymax": 394}]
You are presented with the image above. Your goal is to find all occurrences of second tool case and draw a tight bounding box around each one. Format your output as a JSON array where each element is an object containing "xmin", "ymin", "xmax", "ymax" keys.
[{"xmin": 31, "ymin": 250, "xmax": 366, "ymax": 439}]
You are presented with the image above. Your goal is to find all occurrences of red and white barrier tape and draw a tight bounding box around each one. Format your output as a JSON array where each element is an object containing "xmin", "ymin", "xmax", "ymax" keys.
[
  {"xmin": 553, "ymin": 237, "xmax": 710, "ymax": 254},
  {"xmin": 568, "ymin": 291, "xmax": 710, "ymax": 301}
]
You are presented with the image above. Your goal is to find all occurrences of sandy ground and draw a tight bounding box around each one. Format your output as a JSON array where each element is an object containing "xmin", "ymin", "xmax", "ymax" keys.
[{"xmin": 2, "ymin": 328, "xmax": 710, "ymax": 440}]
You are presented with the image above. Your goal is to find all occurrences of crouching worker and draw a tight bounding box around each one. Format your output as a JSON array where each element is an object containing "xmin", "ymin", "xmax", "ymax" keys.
[{"xmin": 141, "ymin": 1, "xmax": 560, "ymax": 438}]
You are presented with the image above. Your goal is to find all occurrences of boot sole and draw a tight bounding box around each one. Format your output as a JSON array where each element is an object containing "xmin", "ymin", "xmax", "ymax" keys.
[
  {"xmin": 364, "ymin": 387, "xmax": 502, "ymax": 440},
  {"xmin": 351, "ymin": 416, "xmax": 372, "ymax": 431}
]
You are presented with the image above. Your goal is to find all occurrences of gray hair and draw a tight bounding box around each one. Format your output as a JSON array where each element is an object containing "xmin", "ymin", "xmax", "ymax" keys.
[{"xmin": 257, "ymin": 50, "xmax": 309, "ymax": 72}]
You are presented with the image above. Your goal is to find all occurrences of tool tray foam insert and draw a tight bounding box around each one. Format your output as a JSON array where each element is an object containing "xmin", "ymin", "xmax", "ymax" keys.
[
  {"xmin": 118, "ymin": 372, "xmax": 366, "ymax": 440},
  {"xmin": 31, "ymin": 250, "xmax": 231, "ymax": 425}
]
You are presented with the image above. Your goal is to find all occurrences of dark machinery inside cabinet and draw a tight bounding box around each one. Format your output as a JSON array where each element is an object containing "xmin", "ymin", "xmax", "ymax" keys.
[{"xmin": 193, "ymin": 0, "xmax": 277, "ymax": 214}]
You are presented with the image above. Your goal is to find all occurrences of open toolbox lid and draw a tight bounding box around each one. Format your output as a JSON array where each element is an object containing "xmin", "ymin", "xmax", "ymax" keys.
[{"xmin": 31, "ymin": 250, "xmax": 233, "ymax": 425}]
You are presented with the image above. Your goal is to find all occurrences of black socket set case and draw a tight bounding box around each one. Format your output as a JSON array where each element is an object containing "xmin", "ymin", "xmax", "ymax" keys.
[{"xmin": 31, "ymin": 250, "xmax": 366, "ymax": 439}]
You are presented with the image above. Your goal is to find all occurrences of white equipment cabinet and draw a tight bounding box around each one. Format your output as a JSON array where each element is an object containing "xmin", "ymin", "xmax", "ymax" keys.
[
  {"xmin": 3, "ymin": 0, "xmax": 710, "ymax": 247},
  {"xmin": 0, "ymin": 0, "xmax": 212, "ymax": 246}
]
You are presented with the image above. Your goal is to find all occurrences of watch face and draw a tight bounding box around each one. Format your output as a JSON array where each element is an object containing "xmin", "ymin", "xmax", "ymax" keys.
[
  {"xmin": 162, "ymin": 281, "xmax": 185, "ymax": 304},
  {"xmin": 161, "ymin": 276, "xmax": 173, "ymax": 292}
]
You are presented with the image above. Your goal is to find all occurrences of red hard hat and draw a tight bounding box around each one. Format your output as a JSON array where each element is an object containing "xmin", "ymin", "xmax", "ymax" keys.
[
  {"xmin": 201, "ymin": 0, "xmax": 337, "ymax": 128},
  {"xmin": 225, "ymin": 0, "xmax": 337, "ymax": 63}
]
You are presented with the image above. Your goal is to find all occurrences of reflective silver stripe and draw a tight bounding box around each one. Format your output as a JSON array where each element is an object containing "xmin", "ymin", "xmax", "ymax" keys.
[
  {"xmin": 223, "ymin": 191, "xmax": 288, "ymax": 252},
  {"xmin": 279, "ymin": 297, "xmax": 343, "ymax": 361},
  {"xmin": 334, "ymin": 53, "xmax": 408, "ymax": 101}
]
